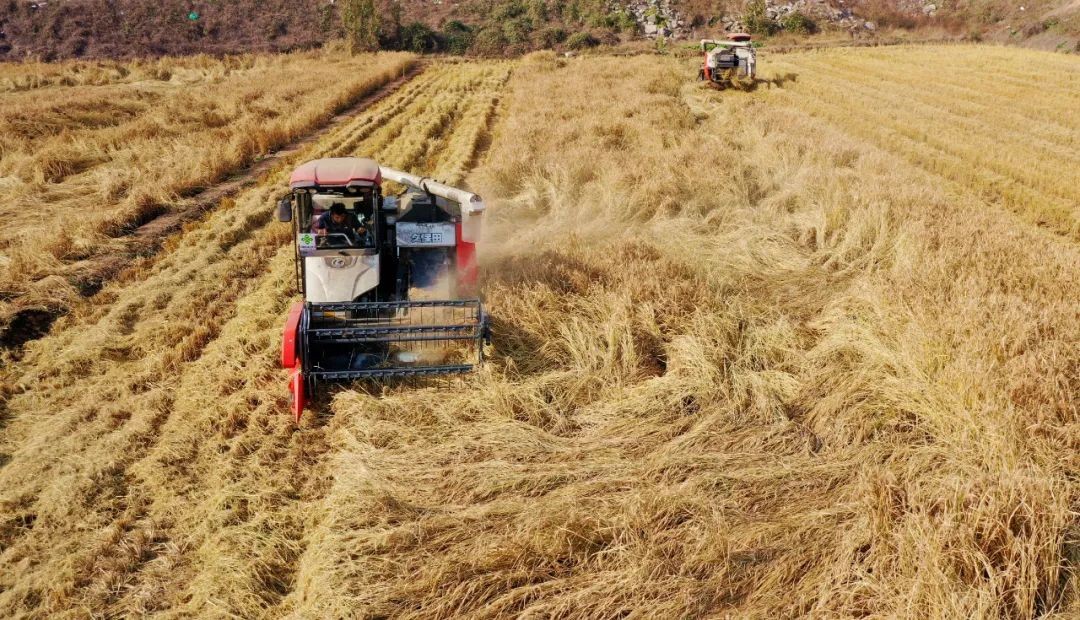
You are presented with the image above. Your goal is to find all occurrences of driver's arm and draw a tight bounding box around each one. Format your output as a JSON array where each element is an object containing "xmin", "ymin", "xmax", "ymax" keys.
[{"xmin": 313, "ymin": 214, "xmax": 328, "ymax": 235}]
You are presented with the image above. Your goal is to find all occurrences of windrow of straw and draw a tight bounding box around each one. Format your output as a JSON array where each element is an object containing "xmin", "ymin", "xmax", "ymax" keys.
[
  {"xmin": 293, "ymin": 50, "xmax": 1079, "ymax": 618},
  {"xmin": 0, "ymin": 54, "xmax": 283, "ymax": 93}
]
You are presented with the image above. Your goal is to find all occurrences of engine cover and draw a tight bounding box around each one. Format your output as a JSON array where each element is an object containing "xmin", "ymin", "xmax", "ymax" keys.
[{"xmin": 304, "ymin": 254, "xmax": 380, "ymax": 303}]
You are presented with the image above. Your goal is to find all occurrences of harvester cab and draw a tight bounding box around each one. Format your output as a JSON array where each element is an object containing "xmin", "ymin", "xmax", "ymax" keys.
[
  {"xmin": 277, "ymin": 157, "xmax": 491, "ymax": 421},
  {"xmin": 699, "ymin": 33, "xmax": 757, "ymax": 88}
]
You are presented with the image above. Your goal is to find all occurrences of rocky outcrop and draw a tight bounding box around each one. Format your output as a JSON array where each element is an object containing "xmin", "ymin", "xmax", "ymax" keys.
[
  {"xmin": 734, "ymin": 0, "xmax": 884, "ymax": 34},
  {"xmin": 626, "ymin": 0, "xmax": 894, "ymax": 40},
  {"xmin": 628, "ymin": 0, "xmax": 692, "ymax": 39}
]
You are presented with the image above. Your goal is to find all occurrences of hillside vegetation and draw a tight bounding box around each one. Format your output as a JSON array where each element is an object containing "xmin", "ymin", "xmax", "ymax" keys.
[
  {"xmin": 0, "ymin": 45, "xmax": 1077, "ymax": 618},
  {"xmin": 2, "ymin": 0, "xmax": 1078, "ymax": 60}
]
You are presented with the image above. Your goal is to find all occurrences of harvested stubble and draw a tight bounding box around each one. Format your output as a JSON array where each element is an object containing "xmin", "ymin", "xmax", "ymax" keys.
[
  {"xmin": 0, "ymin": 55, "xmax": 256, "ymax": 93},
  {"xmin": 0, "ymin": 50, "xmax": 415, "ymax": 344},
  {"xmin": 0, "ymin": 61, "xmax": 511, "ymax": 618},
  {"xmin": 763, "ymin": 46, "xmax": 1080, "ymax": 240}
]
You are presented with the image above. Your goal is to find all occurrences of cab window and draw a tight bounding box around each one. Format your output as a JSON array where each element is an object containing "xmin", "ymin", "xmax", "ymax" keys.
[{"xmin": 305, "ymin": 191, "xmax": 377, "ymax": 250}]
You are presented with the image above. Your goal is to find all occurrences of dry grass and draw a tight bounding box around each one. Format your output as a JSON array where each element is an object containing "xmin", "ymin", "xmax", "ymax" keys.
[
  {"xmin": 0, "ymin": 46, "xmax": 1077, "ymax": 618},
  {"xmin": 297, "ymin": 49, "xmax": 1079, "ymax": 618},
  {"xmin": 765, "ymin": 46, "xmax": 1080, "ymax": 239},
  {"xmin": 0, "ymin": 54, "xmax": 281, "ymax": 93},
  {"xmin": 0, "ymin": 49, "xmax": 415, "ymax": 343}
]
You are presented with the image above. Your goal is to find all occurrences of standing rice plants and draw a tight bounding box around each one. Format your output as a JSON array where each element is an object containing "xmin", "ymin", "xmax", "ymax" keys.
[{"xmin": 291, "ymin": 50, "xmax": 1079, "ymax": 617}]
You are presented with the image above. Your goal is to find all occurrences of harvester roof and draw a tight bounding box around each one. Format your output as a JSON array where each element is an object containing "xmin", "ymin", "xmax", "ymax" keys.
[{"xmin": 290, "ymin": 157, "xmax": 382, "ymax": 189}]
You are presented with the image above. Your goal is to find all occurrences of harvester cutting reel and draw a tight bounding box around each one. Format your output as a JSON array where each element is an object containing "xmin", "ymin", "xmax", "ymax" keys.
[{"xmin": 281, "ymin": 299, "xmax": 491, "ymax": 421}]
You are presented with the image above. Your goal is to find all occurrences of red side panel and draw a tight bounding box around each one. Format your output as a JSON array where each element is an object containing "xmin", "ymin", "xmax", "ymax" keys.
[
  {"xmin": 455, "ymin": 222, "xmax": 478, "ymax": 294},
  {"xmin": 283, "ymin": 302, "xmax": 307, "ymax": 421},
  {"xmin": 289, "ymin": 363, "xmax": 306, "ymax": 423},
  {"xmin": 281, "ymin": 302, "xmax": 304, "ymax": 369}
]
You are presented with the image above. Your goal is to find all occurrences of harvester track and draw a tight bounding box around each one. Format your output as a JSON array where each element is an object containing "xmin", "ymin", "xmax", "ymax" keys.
[
  {"xmin": 0, "ymin": 60, "xmax": 512, "ymax": 618},
  {"xmin": 79, "ymin": 61, "xmax": 430, "ymax": 292}
]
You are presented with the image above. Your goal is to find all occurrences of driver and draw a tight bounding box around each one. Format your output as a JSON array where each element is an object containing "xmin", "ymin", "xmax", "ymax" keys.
[{"xmin": 314, "ymin": 203, "xmax": 368, "ymax": 244}]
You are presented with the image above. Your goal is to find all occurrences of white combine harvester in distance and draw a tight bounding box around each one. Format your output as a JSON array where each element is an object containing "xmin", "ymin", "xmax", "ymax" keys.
[{"xmin": 698, "ymin": 33, "xmax": 757, "ymax": 88}]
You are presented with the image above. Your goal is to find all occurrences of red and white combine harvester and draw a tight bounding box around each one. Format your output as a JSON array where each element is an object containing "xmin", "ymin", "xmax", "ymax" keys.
[
  {"xmin": 276, "ymin": 158, "xmax": 490, "ymax": 420},
  {"xmin": 699, "ymin": 33, "xmax": 757, "ymax": 88}
]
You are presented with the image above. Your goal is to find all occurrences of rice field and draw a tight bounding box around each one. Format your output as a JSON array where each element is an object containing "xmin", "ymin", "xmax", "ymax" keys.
[
  {"xmin": 0, "ymin": 50, "xmax": 415, "ymax": 347},
  {"xmin": 0, "ymin": 45, "xmax": 1077, "ymax": 618}
]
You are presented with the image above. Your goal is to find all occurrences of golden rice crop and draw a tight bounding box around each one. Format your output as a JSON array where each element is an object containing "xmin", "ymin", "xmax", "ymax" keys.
[
  {"xmin": 297, "ymin": 49, "xmax": 1079, "ymax": 618},
  {"xmin": 764, "ymin": 46, "xmax": 1080, "ymax": 239},
  {"xmin": 0, "ymin": 45, "xmax": 1077, "ymax": 619},
  {"xmin": 0, "ymin": 54, "xmax": 279, "ymax": 93},
  {"xmin": 0, "ymin": 49, "xmax": 415, "ymax": 345}
]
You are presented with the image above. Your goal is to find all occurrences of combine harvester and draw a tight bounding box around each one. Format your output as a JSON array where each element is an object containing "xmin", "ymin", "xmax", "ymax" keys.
[
  {"xmin": 277, "ymin": 158, "xmax": 491, "ymax": 420},
  {"xmin": 698, "ymin": 33, "xmax": 757, "ymax": 88}
]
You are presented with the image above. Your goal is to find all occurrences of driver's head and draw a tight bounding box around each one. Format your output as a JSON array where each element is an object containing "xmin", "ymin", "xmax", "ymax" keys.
[{"xmin": 329, "ymin": 203, "xmax": 347, "ymax": 224}]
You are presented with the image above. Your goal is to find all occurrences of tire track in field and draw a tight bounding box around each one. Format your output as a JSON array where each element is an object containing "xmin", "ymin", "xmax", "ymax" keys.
[
  {"xmin": 762, "ymin": 67, "xmax": 1080, "ymax": 242},
  {"xmin": 0, "ymin": 62, "xmax": 511, "ymax": 619},
  {"xmin": 0, "ymin": 61, "xmax": 427, "ymax": 618},
  {"xmin": 0, "ymin": 182, "xmax": 295, "ymax": 616}
]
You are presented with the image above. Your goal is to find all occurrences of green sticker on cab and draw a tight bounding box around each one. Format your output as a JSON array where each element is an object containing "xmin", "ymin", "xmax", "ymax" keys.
[{"xmin": 299, "ymin": 233, "xmax": 316, "ymax": 256}]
